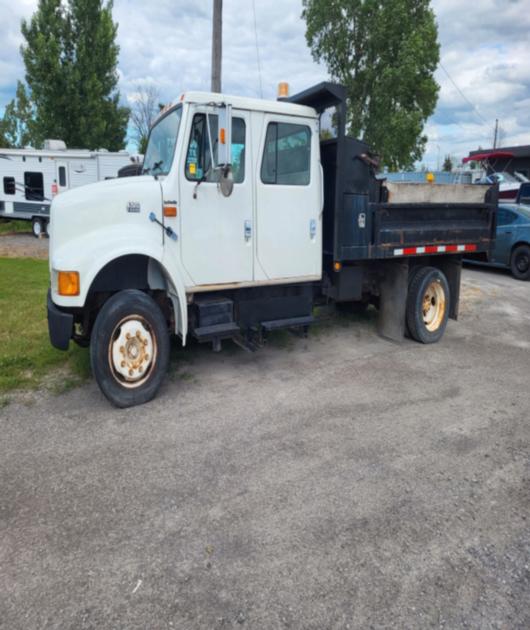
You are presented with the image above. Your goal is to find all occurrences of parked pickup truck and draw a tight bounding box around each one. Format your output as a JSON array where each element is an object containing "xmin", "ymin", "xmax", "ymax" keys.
[{"xmin": 47, "ymin": 83, "xmax": 497, "ymax": 407}]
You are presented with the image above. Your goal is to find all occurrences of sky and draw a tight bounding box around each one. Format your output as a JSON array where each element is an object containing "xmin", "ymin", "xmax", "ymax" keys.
[{"xmin": 1, "ymin": 0, "xmax": 529, "ymax": 169}]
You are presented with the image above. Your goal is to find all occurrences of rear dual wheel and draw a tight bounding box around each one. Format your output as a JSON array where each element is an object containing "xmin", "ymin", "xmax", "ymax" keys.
[
  {"xmin": 406, "ymin": 266, "xmax": 450, "ymax": 344},
  {"xmin": 90, "ymin": 290, "xmax": 170, "ymax": 408}
]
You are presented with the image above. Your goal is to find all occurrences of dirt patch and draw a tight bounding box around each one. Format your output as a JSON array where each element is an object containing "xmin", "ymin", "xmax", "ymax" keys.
[{"xmin": 0, "ymin": 233, "xmax": 49, "ymax": 260}]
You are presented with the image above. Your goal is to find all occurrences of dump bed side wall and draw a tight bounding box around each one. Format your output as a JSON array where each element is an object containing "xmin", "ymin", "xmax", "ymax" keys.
[{"xmin": 321, "ymin": 137, "xmax": 497, "ymax": 264}]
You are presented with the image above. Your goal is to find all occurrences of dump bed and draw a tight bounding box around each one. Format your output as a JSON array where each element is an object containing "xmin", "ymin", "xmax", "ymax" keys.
[
  {"xmin": 320, "ymin": 137, "xmax": 497, "ymax": 263},
  {"xmin": 287, "ymin": 83, "xmax": 496, "ymax": 266}
]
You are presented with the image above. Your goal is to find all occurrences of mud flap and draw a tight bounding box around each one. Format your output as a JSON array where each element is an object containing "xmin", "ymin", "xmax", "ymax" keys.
[
  {"xmin": 377, "ymin": 259, "xmax": 409, "ymax": 342},
  {"xmin": 435, "ymin": 256, "xmax": 462, "ymax": 320}
]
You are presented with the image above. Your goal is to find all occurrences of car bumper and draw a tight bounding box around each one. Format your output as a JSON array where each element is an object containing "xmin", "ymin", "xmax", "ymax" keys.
[{"xmin": 47, "ymin": 289, "xmax": 73, "ymax": 350}]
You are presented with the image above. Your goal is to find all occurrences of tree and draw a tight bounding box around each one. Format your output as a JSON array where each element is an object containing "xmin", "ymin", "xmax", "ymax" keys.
[
  {"xmin": 442, "ymin": 155, "xmax": 453, "ymax": 172},
  {"xmin": 1, "ymin": 81, "xmax": 37, "ymax": 148},
  {"xmin": 302, "ymin": 0, "xmax": 440, "ymax": 169},
  {"xmin": 17, "ymin": 0, "xmax": 128, "ymax": 150},
  {"xmin": 130, "ymin": 84, "xmax": 162, "ymax": 154}
]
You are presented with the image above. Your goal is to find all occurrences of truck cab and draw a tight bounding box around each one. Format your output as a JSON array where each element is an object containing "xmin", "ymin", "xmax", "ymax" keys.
[{"xmin": 47, "ymin": 83, "xmax": 497, "ymax": 408}]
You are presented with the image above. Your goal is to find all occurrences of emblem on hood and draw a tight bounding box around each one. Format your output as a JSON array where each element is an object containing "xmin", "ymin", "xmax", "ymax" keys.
[{"xmin": 127, "ymin": 201, "xmax": 141, "ymax": 213}]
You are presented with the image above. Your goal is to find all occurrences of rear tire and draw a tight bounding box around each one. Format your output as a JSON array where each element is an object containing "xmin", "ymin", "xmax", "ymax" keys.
[
  {"xmin": 406, "ymin": 266, "xmax": 450, "ymax": 344},
  {"xmin": 510, "ymin": 244, "xmax": 530, "ymax": 281},
  {"xmin": 31, "ymin": 217, "xmax": 43, "ymax": 238},
  {"xmin": 90, "ymin": 290, "xmax": 170, "ymax": 408}
]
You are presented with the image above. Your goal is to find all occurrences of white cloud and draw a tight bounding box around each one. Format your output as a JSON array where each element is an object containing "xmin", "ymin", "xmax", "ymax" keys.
[{"xmin": 1, "ymin": 0, "xmax": 529, "ymax": 167}]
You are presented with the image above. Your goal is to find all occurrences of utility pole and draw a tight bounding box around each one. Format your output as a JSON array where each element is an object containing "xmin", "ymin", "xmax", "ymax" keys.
[
  {"xmin": 211, "ymin": 0, "xmax": 222, "ymax": 93},
  {"xmin": 493, "ymin": 118, "xmax": 499, "ymax": 149}
]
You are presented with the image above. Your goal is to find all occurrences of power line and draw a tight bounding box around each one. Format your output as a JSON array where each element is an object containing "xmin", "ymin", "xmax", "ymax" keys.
[
  {"xmin": 251, "ymin": 0, "xmax": 263, "ymax": 98},
  {"xmin": 439, "ymin": 62, "xmax": 489, "ymax": 127}
]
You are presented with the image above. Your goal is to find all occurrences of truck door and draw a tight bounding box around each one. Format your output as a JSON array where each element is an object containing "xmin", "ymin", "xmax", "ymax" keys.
[
  {"xmin": 255, "ymin": 115, "xmax": 321, "ymax": 280},
  {"xmin": 179, "ymin": 108, "xmax": 253, "ymax": 286},
  {"xmin": 56, "ymin": 161, "xmax": 69, "ymax": 193}
]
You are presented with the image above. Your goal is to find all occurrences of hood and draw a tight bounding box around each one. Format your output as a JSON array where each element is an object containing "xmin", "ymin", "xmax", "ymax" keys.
[{"xmin": 49, "ymin": 175, "xmax": 163, "ymax": 258}]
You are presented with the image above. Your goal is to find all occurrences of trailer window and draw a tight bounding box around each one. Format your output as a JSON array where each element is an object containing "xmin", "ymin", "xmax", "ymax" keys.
[
  {"xmin": 261, "ymin": 123, "xmax": 311, "ymax": 186},
  {"xmin": 58, "ymin": 166, "xmax": 67, "ymax": 187},
  {"xmin": 24, "ymin": 172, "xmax": 44, "ymax": 201},
  {"xmin": 3, "ymin": 177, "xmax": 15, "ymax": 195},
  {"xmin": 185, "ymin": 115, "xmax": 246, "ymax": 183}
]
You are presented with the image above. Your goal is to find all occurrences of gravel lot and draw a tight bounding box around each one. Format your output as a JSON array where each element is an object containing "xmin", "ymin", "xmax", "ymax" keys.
[
  {"xmin": 1, "ymin": 266, "xmax": 529, "ymax": 629},
  {"xmin": 0, "ymin": 231, "xmax": 49, "ymax": 260}
]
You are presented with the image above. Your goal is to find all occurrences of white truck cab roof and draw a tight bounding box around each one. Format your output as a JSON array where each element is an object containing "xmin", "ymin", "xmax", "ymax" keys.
[{"xmin": 173, "ymin": 91, "xmax": 319, "ymax": 120}]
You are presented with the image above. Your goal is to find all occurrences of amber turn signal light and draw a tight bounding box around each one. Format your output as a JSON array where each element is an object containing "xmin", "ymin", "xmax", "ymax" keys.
[
  {"xmin": 58, "ymin": 271, "xmax": 80, "ymax": 296},
  {"xmin": 333, "ymin": 261, "xmax": 342, "ymax": 272},
  {"xmin": 163, "ymin": 205, "xmax": 177, "ymax": 218}
]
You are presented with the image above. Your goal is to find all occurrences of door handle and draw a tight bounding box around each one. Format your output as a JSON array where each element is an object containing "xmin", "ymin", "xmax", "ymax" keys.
[{"xmin": 244, "ymin": 220, "xmax": 252, "ymax": 241}]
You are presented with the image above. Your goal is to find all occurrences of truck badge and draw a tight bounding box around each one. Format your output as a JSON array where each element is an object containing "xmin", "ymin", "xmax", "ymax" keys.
[{"xmin": 127, "ymin": 201, "xmax": 141, "ymax": 213}]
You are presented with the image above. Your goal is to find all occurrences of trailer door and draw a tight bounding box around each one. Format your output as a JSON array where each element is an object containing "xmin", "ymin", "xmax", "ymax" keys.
[
  {"xmin": 255, "ymin": 115, "xmax": 321, "ymax": 280},
  {"xmin": 56, "ymin": 161, "xmax": 69, "ymax": 193}
]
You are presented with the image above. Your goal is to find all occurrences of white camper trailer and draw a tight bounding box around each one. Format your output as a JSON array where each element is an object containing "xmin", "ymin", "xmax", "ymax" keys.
[{"xmin": 0, "ymin": 140, "xmax": 135, "ymax": 236}]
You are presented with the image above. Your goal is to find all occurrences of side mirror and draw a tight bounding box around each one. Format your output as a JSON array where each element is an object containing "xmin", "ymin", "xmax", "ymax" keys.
[
  {"xmin": 217, "ymin": 104, "xmax": 232, "ymax": 168},
  {"xmin": 218, "ymin": 165, "xmax": 234, "ymax": 197}
]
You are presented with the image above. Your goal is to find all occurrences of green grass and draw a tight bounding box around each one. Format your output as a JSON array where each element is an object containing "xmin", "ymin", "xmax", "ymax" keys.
[
  {"xmin": 0, "ymin": 219, "xmax": 31, "ymax": 235},
  {"xmin": 0, "ymin": 257, "xmax": 90, "ymax": 393}
]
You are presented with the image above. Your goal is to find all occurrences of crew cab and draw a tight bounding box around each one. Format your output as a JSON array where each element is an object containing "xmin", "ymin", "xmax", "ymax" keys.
[{"xmin": 47, "ymin": 83, "xmax": 497, "ymax": 407}]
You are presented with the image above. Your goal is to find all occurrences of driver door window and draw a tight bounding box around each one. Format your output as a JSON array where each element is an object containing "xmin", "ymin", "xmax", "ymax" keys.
[{"xmin": 185, "ymin": 114, "xmax": 246, "ymax": 183}]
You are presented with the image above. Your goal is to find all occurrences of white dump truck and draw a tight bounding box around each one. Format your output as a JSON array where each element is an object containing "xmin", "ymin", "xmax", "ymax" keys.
[
  {"xmin": 0, "ymin": 140, "xmax": 136, "ymax": 236},
  {"xmin": 47, "ymin": 83, "xmax": 497, "ymax": 407}
]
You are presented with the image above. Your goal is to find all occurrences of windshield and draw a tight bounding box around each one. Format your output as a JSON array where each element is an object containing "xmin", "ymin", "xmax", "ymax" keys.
[
  {"xmin": 490, "ymin": 172, "xmax": 518, "ymax": 184},
  {"xmin": 517, "ymin": 204, "xmax": 530, "ymax": 220},
  {"xmin": 143, "ymin": 106, "xmax": 182, "ymax": 176}
]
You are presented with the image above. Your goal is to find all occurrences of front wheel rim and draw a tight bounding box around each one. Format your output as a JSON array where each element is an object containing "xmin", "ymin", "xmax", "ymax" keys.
[
  {"xmin": 108, "ymin": 315, "xmax": 157, "ymax": 388},
  {"xmin": 422, "ymin": 280, "xmax": 446, "ymax": 332},
  {"xmin": 33, "ymin": 221, "xmax": 41, "ymax": 236}
]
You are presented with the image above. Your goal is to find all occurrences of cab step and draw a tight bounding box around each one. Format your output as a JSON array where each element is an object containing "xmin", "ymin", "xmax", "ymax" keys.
[
  {"xmin": 192, "ymin": 322, "xmax": 240, "ymax": 342},
  {"xmin": 261, "ymin": 315, "xmax": 315, "ymax": 332}
]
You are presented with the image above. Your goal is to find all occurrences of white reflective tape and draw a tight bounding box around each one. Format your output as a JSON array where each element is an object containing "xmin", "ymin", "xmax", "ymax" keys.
[
  {"xmin": 437, "ymin": 246, "xmax": 446, "ymax": 253},
  {"xmin": 457, "ymin": 244, "xmax": 466, "ymax": 252},
  {"xmin": 394, "ymin": 249, "xmax": 404, "ymax": 256},
  {"xmin": 416, "ymin": 246, "xmax": 425, "ymax": 254}
]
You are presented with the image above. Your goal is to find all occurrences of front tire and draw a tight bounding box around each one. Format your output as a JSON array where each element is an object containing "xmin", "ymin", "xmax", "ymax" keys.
[
  {"xmin": 90, "ymin": 290, "xmax": 170, "ymax": 408},
  {"xmin": 406, "ymin": 266, "xmax": 450, "ymax": 344},
  {"xmin": 510, "ymin": 244, "xmax": 530, "ymax": 281}
]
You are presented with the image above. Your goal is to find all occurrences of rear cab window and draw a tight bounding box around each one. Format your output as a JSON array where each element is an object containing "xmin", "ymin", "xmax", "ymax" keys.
[{"xmin": 261, "ymin": 122, "xmax": 311, "ymax": 186}]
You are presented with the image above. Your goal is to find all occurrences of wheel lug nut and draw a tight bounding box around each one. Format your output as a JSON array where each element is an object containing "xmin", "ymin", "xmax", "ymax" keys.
[
  {"xmin": 120, "ymin": 346, "xmax": 125, "ymax": 354},
  {"xmin": 121, "ymin": 361, "xmax": 126, "ymax": 368},
  {"xmin": 128, "ymin": 369, "xmax": 134, "ymax": 376},
  {"xmin": 126, "ymin": 333, "xmax": 131, "ymax": 340},
  {"xmin": 145, "ymin": 354, "xmax": 149, "ymax": 361}
]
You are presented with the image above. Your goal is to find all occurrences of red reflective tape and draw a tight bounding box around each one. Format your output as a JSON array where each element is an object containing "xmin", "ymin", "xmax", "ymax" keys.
[
  {"xmin": 403, "ymin": 247, "xmax": 417, "ymax": 255},
  {"xmin": 425, "ymin": 245, "xmax": 438, "ymax": 254},
  {"xmin": 445, "ymin": 245, "xmax": 459, "ymax": 252},
  {"xmin": 465, "ymin": 244, "xmax": 477, "ymax": 252}
]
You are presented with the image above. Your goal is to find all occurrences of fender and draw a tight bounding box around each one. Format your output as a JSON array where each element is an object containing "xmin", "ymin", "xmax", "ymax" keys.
[{"xmin": 51, "ymin": 225, "xmax": 189, "ymax": 341}]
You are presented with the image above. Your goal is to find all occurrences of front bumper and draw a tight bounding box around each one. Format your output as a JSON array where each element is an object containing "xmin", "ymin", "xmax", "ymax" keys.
[{"xmin": 47, "ymin": 289, "xmax": 73, "ymax": 351}]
